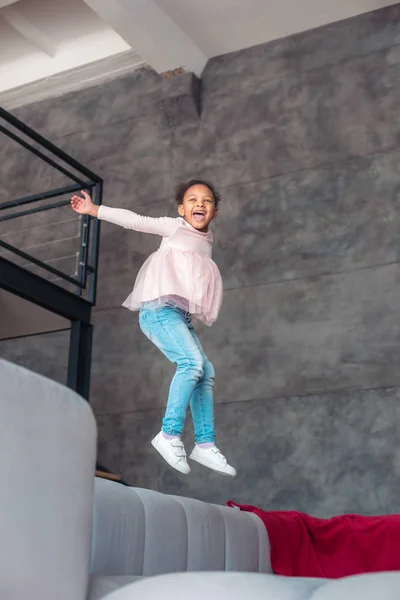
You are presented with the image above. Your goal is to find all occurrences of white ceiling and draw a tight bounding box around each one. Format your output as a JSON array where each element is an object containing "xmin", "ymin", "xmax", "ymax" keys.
[
  {"xmin": 0, "ymin": 0, "xmax": 132, "ymax": 93},
  {"xmin": 0, "ymin": 0, "xmax": 398, "ymax": 103},
  {"xmin": 156, "ymin": 0, "xmax": 399, "ymax": 56}
]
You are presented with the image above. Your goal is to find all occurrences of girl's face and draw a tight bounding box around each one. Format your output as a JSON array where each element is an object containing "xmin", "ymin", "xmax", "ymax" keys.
[{"xmin": 178, "ymin": 184, "xmax": 218, "ymax": 232}]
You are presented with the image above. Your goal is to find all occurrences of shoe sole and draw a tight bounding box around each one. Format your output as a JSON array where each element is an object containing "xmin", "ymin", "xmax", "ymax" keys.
[
  {"xmin": 151, "ymin": 438, "xmax": 190, "ymax": 475},
  {"xmin": 189, "ymin": 453, "xmax": 236, "ymax": 477}
]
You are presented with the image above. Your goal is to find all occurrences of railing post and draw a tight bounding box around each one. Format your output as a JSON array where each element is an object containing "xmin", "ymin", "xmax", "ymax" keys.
[
  {"xmin": 67, "ymin": 320, "xmax": 93, "ymax": 401},
  {"xmin": 88, "ymin": 180, "xmax": 103, "ymax": 305}
]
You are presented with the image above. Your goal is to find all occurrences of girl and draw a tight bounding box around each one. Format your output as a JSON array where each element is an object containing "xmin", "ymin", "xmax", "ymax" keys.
[{"xmin": 71, "ymin": 180, "xmax": 236, "ymax": 477}]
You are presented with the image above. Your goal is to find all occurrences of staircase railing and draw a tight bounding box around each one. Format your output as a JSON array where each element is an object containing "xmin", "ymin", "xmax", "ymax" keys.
[{"xmin": 0, "ymin": 106, "xmax": 103, "ymax": 305}]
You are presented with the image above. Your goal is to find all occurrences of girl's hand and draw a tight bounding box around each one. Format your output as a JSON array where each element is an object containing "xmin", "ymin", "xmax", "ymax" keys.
[{"xmin": 70, "ymin": 190, "xmax": 98, "ymax": 217}]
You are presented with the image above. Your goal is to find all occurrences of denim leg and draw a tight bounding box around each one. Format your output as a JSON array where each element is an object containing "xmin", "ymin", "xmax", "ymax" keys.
[
  {"xmin": 188, "ymin": 326, "xmax": 216, "ymax": 444},
  {"xmin": 139, "ymin": 307, "xmax": 204, "ymax": 437}
]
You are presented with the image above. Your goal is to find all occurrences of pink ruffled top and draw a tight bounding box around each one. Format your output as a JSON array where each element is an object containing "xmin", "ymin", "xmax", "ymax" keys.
[{"xmin": 98, "ymin": 205, "xmax": 223, "ymax": 326}]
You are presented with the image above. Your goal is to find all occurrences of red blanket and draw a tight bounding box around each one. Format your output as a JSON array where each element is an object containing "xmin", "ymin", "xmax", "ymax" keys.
[{"xmin": 227, "ymin": 501, "xmax": 400, "ymax": 578}]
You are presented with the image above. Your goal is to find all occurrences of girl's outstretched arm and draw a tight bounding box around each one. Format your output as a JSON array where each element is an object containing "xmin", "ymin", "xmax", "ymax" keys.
[{"xmin": 71, "ymin": 190, "xmax": 178, "ymax": 236}]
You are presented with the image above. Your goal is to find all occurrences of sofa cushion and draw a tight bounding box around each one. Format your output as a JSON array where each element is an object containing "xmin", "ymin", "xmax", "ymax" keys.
[
  {"xmin": 88, "ymin": 576, "xmax": 143, "ymax": 600},
  {"xmin": 0, "ymin": 359, "xmax": 97, "ymax": 600},
  {"xmin": 91, "ymin": 480, "xmax": 271, "ymax": 576},
  {"xmin": 310, "ymin": 572, "xmax": 400, "ymax": 599},
  {"xmin": 101, "ymin": 572, "xmax": 326, "ymax": 600}
]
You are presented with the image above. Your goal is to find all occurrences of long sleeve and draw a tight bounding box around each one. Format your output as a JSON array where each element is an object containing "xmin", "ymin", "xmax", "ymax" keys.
[{"xmin": 97, "ymin": 205, "xmax": 179, "ymax": 236}]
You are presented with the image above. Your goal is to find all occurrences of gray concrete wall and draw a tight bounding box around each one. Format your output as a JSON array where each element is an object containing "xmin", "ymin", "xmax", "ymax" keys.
[{"xmin": 2, "ymin": 4, "xmax": 400, "ymax": 515}]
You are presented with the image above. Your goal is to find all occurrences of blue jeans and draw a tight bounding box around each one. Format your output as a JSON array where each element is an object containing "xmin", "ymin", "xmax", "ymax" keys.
[{"xmin": 139, "ymin": 305, "xmax": 216, "ymax": 443}]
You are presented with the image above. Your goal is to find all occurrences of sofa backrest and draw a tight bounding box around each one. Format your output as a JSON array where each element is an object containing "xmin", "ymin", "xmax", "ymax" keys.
[
  {"xmin": 0, "ymin": 359, "xmax": 97, "ymax": 600},
  {"xmin": 91, "ymin": 478, "xmax": 272, "ymax": 576}
]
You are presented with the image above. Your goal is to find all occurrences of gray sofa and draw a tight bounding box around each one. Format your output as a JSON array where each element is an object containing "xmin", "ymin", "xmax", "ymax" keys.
[{"xmin": 1, "ymin": 357, "xmax": 399, "ymax": 599}]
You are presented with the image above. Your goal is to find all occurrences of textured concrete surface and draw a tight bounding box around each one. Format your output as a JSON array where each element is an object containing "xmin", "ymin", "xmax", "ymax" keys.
[
  {"xmin": 2, "ymin": 4, "xmax": 400, "ymax": 514},
  {"xmin": 1, "ymin": 330, "xmax": 69, "ymax": 385},
  {"xmin": 97, "ymin": 387, "xmax": 400, "ymax": 516}
]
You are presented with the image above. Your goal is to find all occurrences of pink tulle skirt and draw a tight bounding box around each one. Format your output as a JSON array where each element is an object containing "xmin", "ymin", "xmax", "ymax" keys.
[{"xmin": 122, "ymin": 247, "xmax": 223, "ymax": 326}]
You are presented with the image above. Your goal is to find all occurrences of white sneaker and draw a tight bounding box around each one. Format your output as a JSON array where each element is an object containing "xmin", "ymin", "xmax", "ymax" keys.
[
  {"xmin": 189, "ymin": 445, "xmax": 237, "ymax": 477},
  {"xmin": 151, "ymin": 432, "xmax": 190, "ymax": 475}
]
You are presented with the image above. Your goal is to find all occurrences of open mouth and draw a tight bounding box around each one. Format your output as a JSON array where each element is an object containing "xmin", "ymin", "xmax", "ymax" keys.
[{"xmin": 193, "ymin": 210, "xmax": 206, "ymax": 221}]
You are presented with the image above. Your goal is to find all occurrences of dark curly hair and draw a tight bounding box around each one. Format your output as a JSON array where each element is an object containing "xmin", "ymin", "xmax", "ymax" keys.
[{"xmin": 175, "ymin": 179, "xmax": 221, "ymax": 208}]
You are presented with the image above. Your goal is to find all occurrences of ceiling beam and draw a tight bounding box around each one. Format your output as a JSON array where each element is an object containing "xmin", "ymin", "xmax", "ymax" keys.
[
  {"xmin": 83, "ymin": 0, "xmax": 208, "ymax": 77},
  {"xmin": 1, "ymin": 5, "xmax": 57, "ymax": 57}
]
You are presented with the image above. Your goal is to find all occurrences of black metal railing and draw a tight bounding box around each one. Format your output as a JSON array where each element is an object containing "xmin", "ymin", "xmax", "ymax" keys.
[{"xmin": 0, "ymin": 106, "xmax": 103, "ymax": 305}]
